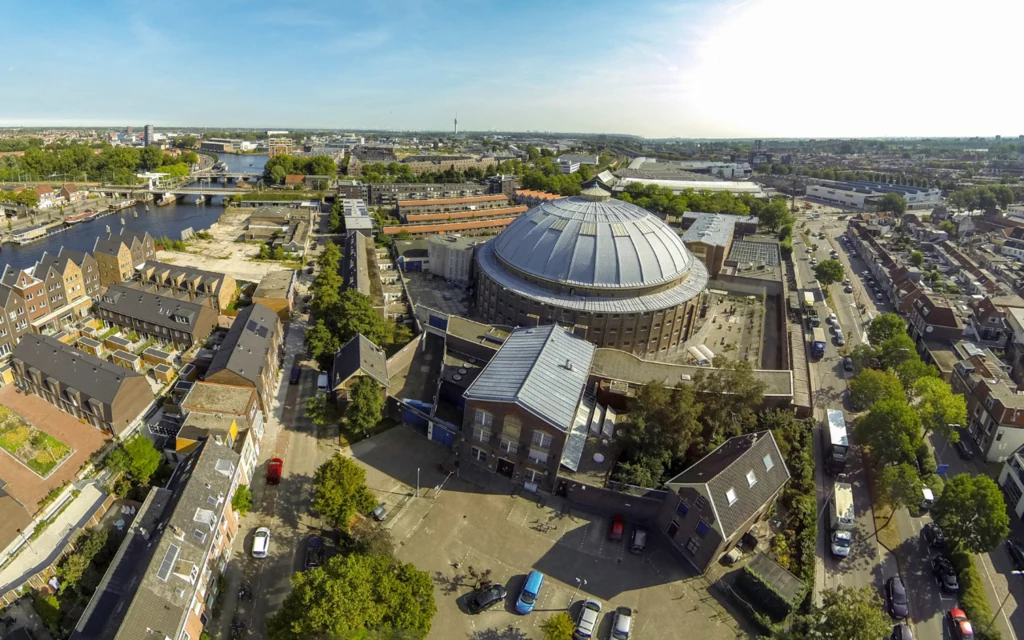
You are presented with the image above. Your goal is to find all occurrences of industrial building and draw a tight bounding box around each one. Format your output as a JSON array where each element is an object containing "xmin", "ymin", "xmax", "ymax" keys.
[
  {"xmin": 428, "ymin": 235, "xmax": 483, "ymax": 283},
  {"xmin": 805, "ymin": 181, "xmax": 942, "ymax": 210},
  {"xmin": 680, "ymin": 212, "xmax": 759, "ymax": 277}
]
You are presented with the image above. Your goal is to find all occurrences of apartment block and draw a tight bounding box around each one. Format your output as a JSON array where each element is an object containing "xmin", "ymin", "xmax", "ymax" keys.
[
  {"xmin": 204, "ymin": 303, "xmax": 282, "ymax": 413},
  {"xmin": 97, "ymin": 285, "xmax": 219, "ymax": 350},
  {"xmin": 136, "ymin": 261, "xmax": 237, "ymax": 313},
  {"xmin": 93, "ymin": 229, "xmax": 157, "ymax": 286}
]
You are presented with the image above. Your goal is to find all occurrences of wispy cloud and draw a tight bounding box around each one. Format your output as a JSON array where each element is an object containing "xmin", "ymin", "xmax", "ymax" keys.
[{"xmin": 320, "ymin": 28, "xmax": 391, "ymax": 54}]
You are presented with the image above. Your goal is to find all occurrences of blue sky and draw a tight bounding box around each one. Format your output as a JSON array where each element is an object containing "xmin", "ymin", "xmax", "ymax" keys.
[{"xmin": 1, "ymin": 0, "xmax": 1021, "ymax": 137}]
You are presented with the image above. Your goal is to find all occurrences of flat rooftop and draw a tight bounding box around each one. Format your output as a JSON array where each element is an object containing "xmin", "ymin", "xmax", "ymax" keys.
[
  {"xmin": 181, "ymin": 381, "xmax": 255, "ymax": 415},
  {"xmin": 446, "ymin": 315, "xmax": 511, "ymax": 348},
  {"xmin": 254, "ymin": 269, "xmax": 294, "ymax": 299},
  {"xmin": 590, "ymin": 348, "xmax": 794, "ymax": 397}
]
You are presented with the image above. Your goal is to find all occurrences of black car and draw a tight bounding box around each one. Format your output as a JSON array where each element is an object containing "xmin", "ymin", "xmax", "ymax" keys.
[
  {"xmin": 467, "ymin": 583, "xmax": 507, "ymax": 613},
  {"xmin": 1007, "ymin": 540, "xmax": 1024, "ymax": 571},
  {"xmin": 307, "ymin": 267, "xmax": 314, "ymax": 274},
  {"xmin": 932, "ymin": 556, "xmax": 959, "ymax": 592},
  {"xmin": 289, "ymin": 365, "xmax": 302, "ymax": 385},
  {"xmin": 891, "ymin": 623, "xmax": 914, "ymax": 640},
  {"xmin": 304, "ymin": 536, "xmax": 324, "ymax": 569},
  {"xmin": 955, "ymin": 439, "xmax": 974, "ymax": 460},
  {"xmin": 886, "ymin": 576, "xmax": 909, "ymax": 619},
  {"xmin": 923, "ymin": 523, "xmax": 945, "ymax": 549},
  {"xmin": 843, "ymin": 357, "xmax": 854, "ymax": 372}
]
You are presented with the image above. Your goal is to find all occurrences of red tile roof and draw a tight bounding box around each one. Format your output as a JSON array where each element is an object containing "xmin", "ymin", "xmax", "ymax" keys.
[
  {"xmin": 397, "ymin": 194, "xmax": 507, "ymax": 208},
  {"xmin": 284, "ymin": 174, "xmax": 305, "ymax": 185},
  {"xmin": 405, "ymin": 205, "xmax": 528, "ymax": 223},
  {"xmin": 382, "ymin": 217, "xmax": 518, "ymax": 236}
]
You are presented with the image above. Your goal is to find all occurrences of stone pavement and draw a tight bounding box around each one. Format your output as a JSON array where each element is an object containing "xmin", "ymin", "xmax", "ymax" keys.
[
  {"xmin": 0, "ymin": 482, "xmax": 106, "ymax": 595},
  {"xmin": 0, "ymin": 596, "xmax": 54, "ymax": 640}
]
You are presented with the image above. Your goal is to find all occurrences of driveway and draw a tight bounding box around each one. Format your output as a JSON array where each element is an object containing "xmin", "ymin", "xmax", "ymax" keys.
[{"xmin": 351, "ymin": 427, "xmax": 752, "ymax": 640}]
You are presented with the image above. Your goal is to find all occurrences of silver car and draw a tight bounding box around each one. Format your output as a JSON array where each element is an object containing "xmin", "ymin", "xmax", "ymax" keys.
[
  {"xmin": 574, "ymin": 599, "xmax": 602, "ymax": 639},
  {"xmin": 612, "ymin": 606, "xmax": 633, "ymax": 639}
]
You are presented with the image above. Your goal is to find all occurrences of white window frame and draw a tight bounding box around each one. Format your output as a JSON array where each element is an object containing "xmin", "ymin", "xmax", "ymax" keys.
[
  {"xmin": 470, "ymin": 446, "xmax": 487, "ymax": 463},
  {"xmin": 531, "ymin": 431, "xmax": 553, "ymax": 450},
  {"xmin": 746, "ymin": 470, "xmax": 757, "ymax": 488},
  {"xmin": 726, "ymin": 488, "xmax": 738, "ymax": 506},
  {"xmin": 763, "ymin": 454, "xmax": 774, "ymax": 471},
  {"xmin": 474, "ymin": 409, "xmax": 493, "ymax": 428}
]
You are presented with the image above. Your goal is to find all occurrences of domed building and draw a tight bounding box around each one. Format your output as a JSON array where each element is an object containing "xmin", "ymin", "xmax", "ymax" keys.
[{"xmin": 475, "ymin": 185, "xmax": 708, "ymax": 360}]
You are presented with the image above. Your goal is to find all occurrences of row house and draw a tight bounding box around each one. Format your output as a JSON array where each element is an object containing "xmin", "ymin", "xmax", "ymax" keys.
[
  {"xmin": 951, "ymin": 351, "xmax": 1024, "ymax": 463},
  {"xmin": 178, "ymin": 381, "xmax": 265, "ymax": 483},
  {"xmin": 70, "ymin": 439, "xmax": 243, "ymax": 640},
  {"xmin": 33, "ymin": 184, "xmax": 56, "ymax": 209},
  {"xmin": 59, "ymin": 183, "xmax": 87, "ymax": 203},
  {"xmin": 97, "ymin": 285, "xmax": 219, "ymax": 351},
  {"xmin": 1005, "ymin": 307, "xmax": 1024, "ymax": 385},
  {"xmin": 93, "ymin": 229, "xmax": 157, "ymax": 286},
  {"xmin": 908, "ymin": 293, "xmax": 966, "ymax": 349},
  {"xmin": 205, "ymin": 303, "xmax": 282, "ymax": 414},
  {"xmin": 965, "ymin": 296, "xmax": 1013, "ymax": 349},
  {"xmin": 136, "ymin": 261, "xmax": 237, "ymax": 313},
  {"xmin": 11, "ymin": 334, "xmax": 153, "ymax": 436},
  {"xmin": 33, "ymin": 250, "xmax": 94, "ymax": 329}
]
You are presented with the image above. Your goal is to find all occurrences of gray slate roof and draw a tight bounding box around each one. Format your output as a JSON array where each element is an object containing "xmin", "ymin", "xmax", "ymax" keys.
[
  {"xmin": 491, "ymin": 196, "xmax": 695, "ymax": 289},
  {"xmin": 99, "ymin": 285, "xmax": 206, "ymax": 333},
  {"xmin": 12, "ymin": 333, "xmax": 145, "ymax": 405},
  {"xmin": 667, "ymin": 431, "xmax": 790, "ymax": 539},
  {"xmin": 464, "ymin": 325, "xmax": 595, "ymax": 433},
  {"xmin": 332, "ymin": 334, "xmax": 389, "ymax": 388},
  {"xmin": 71, "ymin": 439, "xmax": 239, "ymax": 640},
  {"xmin": 207, "ymin": 302, "xmax": 278, "ymax": 386},
  {"xmin": 93, "ymin": 229, "xmax": 151, "ymax": 257},
  {"xmin": 139, "ymin": 260, "xmax": 229, "ymax": 297}
]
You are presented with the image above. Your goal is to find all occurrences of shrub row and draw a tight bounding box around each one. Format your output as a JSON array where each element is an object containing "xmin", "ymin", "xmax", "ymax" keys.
[
  {"xmin": 771, "ymin": 418, "xmax": 817, "ymax": 586},
  {"xmin": 949, "ymin": 549, "xmax": 1002, "ymax": 640},
  {"xmin": 735, "ymin": 566, "xmax": 794, "ymax": 622}
]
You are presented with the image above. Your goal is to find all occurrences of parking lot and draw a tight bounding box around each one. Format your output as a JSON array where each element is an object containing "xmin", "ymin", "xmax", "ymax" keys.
[{"xmin": 350, "ymin": 427, "xmax": 750, "ymax": 640}]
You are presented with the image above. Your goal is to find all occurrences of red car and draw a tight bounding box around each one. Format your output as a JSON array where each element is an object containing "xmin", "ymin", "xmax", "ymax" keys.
[
  {"xmin": 948, "ymin": 607, "xmax": 974, "ymax": 639},
  {"xmin": 608, "ymin": 515, "xmax": 625, "ymax": 541},
  {"xmin": 267, "ymin": 457, "xmax": 283, "ymax": 485}
]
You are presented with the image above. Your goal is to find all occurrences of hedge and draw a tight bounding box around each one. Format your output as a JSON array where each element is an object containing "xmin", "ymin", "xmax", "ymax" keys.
[
  {"xmin": 949, "ymin": 549, "xmax": 1002, "ymax": 640},
  {"xmin": 735, "ymin": 566, "xmax": 794, "ymax": 622}
]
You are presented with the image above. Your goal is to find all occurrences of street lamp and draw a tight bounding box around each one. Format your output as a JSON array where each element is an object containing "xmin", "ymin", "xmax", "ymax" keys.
[{"xmin": 567, "ymin": 577, "xmax": 587, "ymax": 609}]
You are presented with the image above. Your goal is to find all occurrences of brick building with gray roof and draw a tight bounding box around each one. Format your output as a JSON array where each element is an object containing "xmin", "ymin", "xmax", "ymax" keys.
[
  {"xmin": 656, "ymin": 431, "xmax": 790, "ymax": 573},
  {"xmin": 70, "ymin": 438, "xmax": 242, "ymax": 640},
  {"xmin": 204, "ymin": 303, "xmax": 282, "ymax": 413},
  {"xmin": 11, "ymin": 333, "xmax": 153, "ymax": 436},
  {"xmin": 97, "ymin": 284, "xmax": 219, "ymax": 350}
]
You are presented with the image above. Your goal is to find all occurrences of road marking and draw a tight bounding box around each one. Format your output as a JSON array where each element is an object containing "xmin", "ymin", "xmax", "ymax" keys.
[{"xmin": 978, "ymin": 550, "xmax": 1018, "ymax": 640}]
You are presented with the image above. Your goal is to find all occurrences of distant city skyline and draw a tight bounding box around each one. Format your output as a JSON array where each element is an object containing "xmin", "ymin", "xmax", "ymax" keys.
[{"xmin": 1, "ymin": 0, "xmax": 1020, "ymax": 138}]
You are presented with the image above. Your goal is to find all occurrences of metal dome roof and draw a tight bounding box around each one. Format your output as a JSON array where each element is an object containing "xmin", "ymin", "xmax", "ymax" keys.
[{"xmin": 492, "ymin": 195, "xmax": 695, "ymax": 289}]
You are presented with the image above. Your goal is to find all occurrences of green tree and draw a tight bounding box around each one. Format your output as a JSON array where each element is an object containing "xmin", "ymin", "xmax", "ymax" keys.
[
  {"xmin": 932, "ymin": 473, "xmax": 1009, "ymax": 553},
  {"xmin": 331, "ymin": 289, "xmax": 396, "ymax": 347},
  {"xmin": 876, "ymin": 333, "xmax": 917, "ymax": 371},
  {"xmin": 856, "ymin": 399, "xmax": 922, "ymax": 467},
  {"xmin": 313, "ymin": 453, "xmax": 378, "ymax": 531},
  {"xmin": 910, "ymin": 251, "xmax": 924, "ymax": 267},
  {"xmin": 267, "ymin": 553, "xmax": 435, "ymax": 640},
  {"xmin": 876, "ymin": 463, "xmax": 924, "ymax": 527},
  {"xmin": 308, "ymin": 155, "xmax": 338, "ymax": 177},
  {"xmin": 270, "ymin": 164, "xmax": 288, "ymax": 185},
  {"xmin": 329, "ymin": 205, "xmax": 343, "ymax": 234},
  {"xmin": 849, "ymin": 369, "xmax": 905, "ymax": 411},
  {"xmin": 540, "ymin": 612, "xmax": 575, "ymax": 640},
  {"xmin": 347, "ymin": 377, "xmax": 385, "ymax": 435},
  {"xmin": 776, "ymin": 585, "xmax": 892, "ymax": 640},
  {"xmin": 139, "ymin": 145, "xmax": 165, "ymax": 171},
  {"xmin": 232, "ymin": 484, "xmax": 253, "ymax": 516},
  {"xmin": 690, "ymin": 357, "xmax": 766, "ymax": 457},
  {"xmin": 893, "ymin": 356, "xmax": 939, "ymax": 390},
  {"xmin": 616, "ymin": 382, "xmax": 702, "ymax": 486},
  {"xmin": 106, "ymin": 434, "xmax": 162, "ymax": 484},
  {"xmin": 877, "ymin": 192, "xmax": 908, "ymax": 216},
  {"xmin": 939, "ymin": 220, "xmax": 956, "ymax": 235},
  {"xmin": 56, "ymin": 527, "xmax": 108, "ymax": 592},
  {"xmin": 756, "ymin": 198, "xmax": 795, "ymax": 232},
  {"xmin": 306, "ymin": 393, "xmax": 339, "ymax": 426},
  {"xmin": 867, "ymin": 313, "xmax": 906, "ymax": 346},
  {"xmin": 305, "ymin": 319, "xmax": 342, "ymax": 371},
  {"xmin": 913, "ymin": 376, "xmax": 966, "ymax": 440},
  {"xmin": 347, "ymin": 518, "xmax": 395, "ymax": 559},
  {"xmin": 813, "ymin": 259, "xmax": 845, "ymax": 286}
]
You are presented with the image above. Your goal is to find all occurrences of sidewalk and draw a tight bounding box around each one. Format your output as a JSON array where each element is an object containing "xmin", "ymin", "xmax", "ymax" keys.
[{"xmin": 0, "ymin": 482, "xmax": 106, "ymax": 595}]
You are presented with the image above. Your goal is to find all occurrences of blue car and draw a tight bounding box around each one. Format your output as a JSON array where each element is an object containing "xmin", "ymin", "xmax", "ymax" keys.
[{"xmin": 515, "ymin": 571, "xmax": 544, "ymax": 614}]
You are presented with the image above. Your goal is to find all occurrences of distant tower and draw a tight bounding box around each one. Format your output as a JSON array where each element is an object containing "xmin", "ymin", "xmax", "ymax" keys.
[
  {"xmin": 144, "ymin": 124, "xmax": 154, "ymax": 147},
  {"xmin": 454, "ymin": 113, "xmax": 458, "ymax": 136}
]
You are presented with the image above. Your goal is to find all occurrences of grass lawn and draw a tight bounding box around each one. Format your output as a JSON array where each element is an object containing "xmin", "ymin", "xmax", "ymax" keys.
[{"xmin": 0, "ymin": 405, "xmax": 73, "ymax": 477}]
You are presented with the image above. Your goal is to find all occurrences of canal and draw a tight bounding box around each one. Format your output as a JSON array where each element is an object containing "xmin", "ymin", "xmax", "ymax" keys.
[{"xmin": 2, "ymin": 153, "xmax": 269, "ymax": 271}]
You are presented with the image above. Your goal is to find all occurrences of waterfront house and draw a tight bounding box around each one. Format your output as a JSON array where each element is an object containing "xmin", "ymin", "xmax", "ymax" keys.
[
  {"xmin": 59, "ymin": 184, "xmax": 86, "ymax": 203},
  {"xmin": 33, "ymin": 185, "xmax": 56, "ymax": 209},
  {"xmin": 93, "ymin": 229, "xmax": 157, "ymax": 286}
]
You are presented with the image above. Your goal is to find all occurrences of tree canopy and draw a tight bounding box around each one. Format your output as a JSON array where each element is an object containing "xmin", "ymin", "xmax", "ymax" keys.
[
  {"xmin": 912, "ymin": 376, "xmax": 966, "ymax": 440},
  {"xmin": 775, "ymin": 585, "xmax": 892, "ymax": 640},
  {"xmin": 849, "ymin": 369, "xmax": 905, "ymax": 411},
  {"xmin": 106, "ymin": 434, "xmax": 162, "ymax": 484},
  {"xmin": 313, "ymin": 454, "xmax": 378, "ymax": 532},
  {"xmin": 264, "ymin": 154, "xmax": 338, "ymax": 184},
  {"xmin": 813, "ymin": 260, "xmax": 845, "ymax": 286},
  {"xmin": 876, "ymin": 463, "xmax": 923, "ymax": 527},
  {"xmin": 347, "ymin": 377, "xmax": 385, "ymax": 435},
  {"xmin": 267, "ymin": 553, "xmax": 435, "ymax": 640},
  {"xmin": 855, "ymin": 399, "xmax": 922, "ymax": 467},
  {"xmin": 0, "ymin": 143, "xmax": 190, "ymax": 184},
  {"xmin": 866, "ymin": 313, "xmax": 906, "ymax": 346},
  {"xmin": 877, "ymin": 192, "xmax": 908, "ymax": 216},
  {"xmin": 950, "ymin": 185, "xmax": 1014, "ymax": 212},
  {"xmin": 910, "ymin": 251, "xmax": 924, "ymax": 267},
  {"xmin": 932, "ymin": 473, "xmax": 1009, "ymax": 553},
  {"xmin": 539, "ymin": 612, "xmax": 575, "ymax": 640}
]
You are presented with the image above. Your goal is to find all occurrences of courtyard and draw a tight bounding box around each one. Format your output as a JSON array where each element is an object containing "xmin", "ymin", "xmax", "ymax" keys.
[
  {"xmin": 349, "ymin": 427, "xmax": 752, "ymax": 640},
  {"xmin": 694, "ymin": 294, "xmax": 765, "ymax": 366}
]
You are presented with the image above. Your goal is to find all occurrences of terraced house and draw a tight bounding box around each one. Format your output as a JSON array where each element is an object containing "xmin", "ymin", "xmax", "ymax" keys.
[
  {"xmin": 97, "ymin": 285, "xmax": 219, "ymax": 350},
  {"xmin": 135, "ymin": 261, "xmax": 237, "ymax": 312},
  {"xmin": 205, "ymin": 303, "xmax": 282, "ymax": 413},
  {"xmin": 11, "ymin": 334, "xmax": 153, "ymax": 436},
  {"xmin": 93, "ymin": 229, "xmax": 157, "ymax": 286},
  {"xmin": 70, "ymin": 439, "xmax": 242, "ymax": 640}
]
